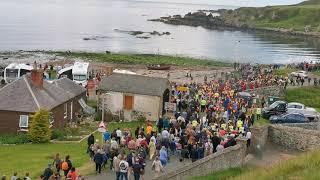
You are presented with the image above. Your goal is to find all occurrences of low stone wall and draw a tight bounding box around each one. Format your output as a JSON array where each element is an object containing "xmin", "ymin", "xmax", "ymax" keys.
[
  {"xmin": 268, "ymin": 124, "xmax": 320, "ymax": 151},
  {"xmin": 153, "ymin": 138, "xmax": 247, "ymax": 180},
  {"xmin": 281, "ymin": 123, "xmax": 320, "ymax": 131},
  {"xmin": 249, "ymin": 125, "xmax": 268, "ymax": 153}
]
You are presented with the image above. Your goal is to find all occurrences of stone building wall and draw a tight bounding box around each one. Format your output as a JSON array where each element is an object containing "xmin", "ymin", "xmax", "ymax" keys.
[
  {"xmin": 153, "ymin": 138, "xmax": 248, "ymax": 180},
  {"xmin": 268, "ymin": 124, "xmax": 320, "ymax": 151}
]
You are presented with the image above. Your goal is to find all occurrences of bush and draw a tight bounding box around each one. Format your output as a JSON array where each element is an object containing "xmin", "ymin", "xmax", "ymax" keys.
[
  {"xmin": 0, "ymin": 133, "xmax": 30, "ymax": 144},
  {"xmin": 28, "ymin": 109, "xmax": 52, "ymax": 143},
  {"xmin": 51, "ymin": 129, "xmax": 67, "ymax": 140},
  {"xmin": 95, "ymin": 111, "xmax": 102, "ymax": 121}
]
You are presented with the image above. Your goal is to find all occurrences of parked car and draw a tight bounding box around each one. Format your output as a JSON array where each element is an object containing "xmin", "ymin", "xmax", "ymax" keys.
[
  {"xmin": 290, "ymin": 71, "xmax": 308, "ymax": 78},
  {"xmin": 287, "ymin": 102, "xmax": 319, "ymax": 121},
  {"xmin": 270, "ymin": 113, "xmax": 309, "ymax": 124},
  {"xmin": 262, "ymin": 101, "xmax": 287, "ymax": 119}
]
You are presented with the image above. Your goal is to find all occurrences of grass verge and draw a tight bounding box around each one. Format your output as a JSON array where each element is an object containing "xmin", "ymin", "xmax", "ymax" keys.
[
  {"xmin": 284, "ymin": 86, "xmax": 320, "ymax": 109},
  {"xmin": 51, "ymin": 51, "xmax": 231, "ymax": 67},
  {"xmin": 193, "ymin": 149, "xmax": 320, "ymax": 180}
]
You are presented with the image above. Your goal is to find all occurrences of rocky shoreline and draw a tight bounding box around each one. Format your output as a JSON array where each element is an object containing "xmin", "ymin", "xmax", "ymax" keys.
[{"xmin": 149, "ymin": 10, "xmax": 320, "ymax": 38}]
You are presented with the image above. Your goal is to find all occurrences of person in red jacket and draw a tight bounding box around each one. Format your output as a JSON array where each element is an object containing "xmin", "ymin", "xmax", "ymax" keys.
[{"xmin": 66, "ymin": 167, "xmax": 77, "ymax": 180}]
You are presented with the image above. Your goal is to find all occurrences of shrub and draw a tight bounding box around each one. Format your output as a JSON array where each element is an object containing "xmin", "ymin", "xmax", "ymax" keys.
[
  {"xmin": 51, "ymin": 129, "xmax": 67, "ymax": 140},
  {"xmin": 28, "ymin": 109, "xmax": 52, "ymax": 143},
  {"xmin": 95, "ymin": 111, "xmax": 102, "ymax": 121},
  {"xmin": 0, "ymin": 133, "xmax": 30, "ymax": 144}
]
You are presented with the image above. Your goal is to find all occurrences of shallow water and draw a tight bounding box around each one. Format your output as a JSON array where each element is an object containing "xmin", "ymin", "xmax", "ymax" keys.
[{"xmin": 0, "ymin": 0, "xmax": 319, "ymax": 64}]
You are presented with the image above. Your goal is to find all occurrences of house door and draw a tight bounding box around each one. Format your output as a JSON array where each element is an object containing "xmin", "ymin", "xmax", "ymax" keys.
[{"xmin": 124, "ymin": 95, "xmax": 134, "ymax": 110}]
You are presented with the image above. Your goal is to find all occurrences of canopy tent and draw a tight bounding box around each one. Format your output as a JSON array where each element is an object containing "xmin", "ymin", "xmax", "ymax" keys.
[{"xmin": 78, "ymin": 98, "xmax": 95, "ymax": 115}]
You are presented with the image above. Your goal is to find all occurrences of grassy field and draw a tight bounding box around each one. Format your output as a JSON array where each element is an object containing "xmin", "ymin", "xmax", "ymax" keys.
[
  {"xmin": 273, "ymin": 68, "xmax": 296, "ymax": 76},
  {"xmin": 193, "ymin": 149, "xmax": 320, "ymax": 180},
  {"xmin": 284, "ymin": 86, "xmax": 320, "ymax": 110},
  {"xmin": 0, "ymin": 121, "xmax": 148, "ymax": 179},
  {"xmin": 52, "ymin": 51, "xmax": 231, "ymax": 67},
  {"xmin": 222, "ymin": 0, "xmax": 320, "ymax": 33}
]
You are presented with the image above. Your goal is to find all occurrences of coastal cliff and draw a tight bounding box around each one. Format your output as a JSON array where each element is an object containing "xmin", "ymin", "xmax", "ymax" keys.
[{"xmin": 149, "ymin": 0, "xmax": 320, "ymax": 37}]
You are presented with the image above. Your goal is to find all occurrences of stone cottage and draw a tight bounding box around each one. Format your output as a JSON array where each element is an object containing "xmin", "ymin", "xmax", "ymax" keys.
[
  {"xmin": 0, "ymin": 68, "xmax": 87, "ymax": 133},
  {"xmin": 97, "ymin": 73, "xmax": 170, "ymax": 121}
]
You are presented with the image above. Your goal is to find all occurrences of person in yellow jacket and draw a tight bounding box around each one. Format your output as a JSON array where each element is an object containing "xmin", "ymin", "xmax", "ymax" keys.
[
  {"xmin": 200, "ymin": 99, "xmax": 207, "ymax": 112},
  {"xmin": 237, "ymin": 120, "xmax": 243, "ymax": 130}
]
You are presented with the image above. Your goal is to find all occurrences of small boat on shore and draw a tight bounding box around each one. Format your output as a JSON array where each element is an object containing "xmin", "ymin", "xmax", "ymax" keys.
[{"xmin": 146, "ymin": 64, "xmax": 171, "ymax": 70}]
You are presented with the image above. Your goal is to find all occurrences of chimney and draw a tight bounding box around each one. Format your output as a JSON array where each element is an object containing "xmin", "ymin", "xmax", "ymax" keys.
[{"xmin": 31, "ymin": 61, "xmax": 44, "ymax": 88}]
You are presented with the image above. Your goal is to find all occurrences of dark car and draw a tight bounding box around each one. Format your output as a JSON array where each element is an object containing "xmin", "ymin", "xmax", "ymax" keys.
[
  {"xmin": 270, "ymin": 113, "xmax": 309, "ymax": 124},
  {"xmin": 262, "ymin": 101, "xmax": 287, "ymax": 119}
]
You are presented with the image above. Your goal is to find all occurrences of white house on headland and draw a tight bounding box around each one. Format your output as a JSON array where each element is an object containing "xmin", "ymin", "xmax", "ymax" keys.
[{"xmin": 97, "ymin": 73, "xmax": 170, "ymax": 121}]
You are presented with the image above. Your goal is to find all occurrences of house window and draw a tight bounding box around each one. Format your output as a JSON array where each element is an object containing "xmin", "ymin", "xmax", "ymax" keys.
[
  {"xmin": 123, "ymin": 95, "xmax": 134, "ymax": 110},
  {"xmin": 19, "ymin": 115, "xmax": 29, "ymax": 128},
  {"xmin": 64, "ymin": 103, "xmax": 68, "ymax": 119}
]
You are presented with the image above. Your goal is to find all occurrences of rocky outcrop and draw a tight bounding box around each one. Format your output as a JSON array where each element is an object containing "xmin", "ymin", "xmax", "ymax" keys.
[
  {"xmin": 83, "ymin": 36, "xmax": 109, "ymax": 41},
  {"xmin": 114, "ymin": 29, "xmax": 171, "ymax": 39},
  {"xmin": 149, "ymin": 8, "xmax": 320, "ymax": 38}
]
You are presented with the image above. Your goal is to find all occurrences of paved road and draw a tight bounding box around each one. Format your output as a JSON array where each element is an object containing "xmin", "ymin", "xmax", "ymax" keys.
[{"xmin": 87, "ymin": 155, "xmax": 192, "ymax": 180}]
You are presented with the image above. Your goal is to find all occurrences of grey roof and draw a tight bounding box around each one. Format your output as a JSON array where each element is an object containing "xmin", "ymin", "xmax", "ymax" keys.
[
  {"xmin": 0, "ymin": 75, "xmax": 82, "ymax": 113},
  {"xmin": 98, "ymin": 73, "xmax": 170, "ymax": 97},
  {"xmin": 54, "ymin": 78, "xmax": 86, "ymax": 97}
]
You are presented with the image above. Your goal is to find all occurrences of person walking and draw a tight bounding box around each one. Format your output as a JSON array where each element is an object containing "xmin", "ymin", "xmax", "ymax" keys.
[
  {"xmin": 87, "ymin": 134, "xmax": 95, "ymax": 153},
  {"xmin": 10, "ymin": 173, "xmax": 18, "ymax": 180},
  {"xmin": 94, "ymin": 149, "xmax": 104, "ymax": 174},
  {"xmin": 52, "ymin": 153, "xmax": 62, "ymax": 174},
  {"xmin": 113, "ymin": 155, "xmax": 121, "ymax": 180},
  {"xmin": 43, "ymin": 164, "xmax": 53, "ymax": 180},
  {"xmin": 152, "ymin": 156, "xmax": 164, "ymax": 177},
  {"xmin": 119, "ymin": 157, "xmax": 129, "ymax": 180},
  {"xmin": 66, "ymin": 167, "xmax": 77, "ymax": 180},
  {"xmin": 159, "ymin": 146, "xmax": 168, "ymax": 167},
  {"xmin": 23, "ymin": 173, "xmax": 31, "ymax": 180},
  {"xmin": 148, "ymin": 139, "xmax": 156, "ymax": 160},
  {"xmin": 62, "ymin": 155, "xmax": 72, "ymax": 177},
  {"xmin": 132, "ymin": 158, "xmax": 143, "ymax": 180}
]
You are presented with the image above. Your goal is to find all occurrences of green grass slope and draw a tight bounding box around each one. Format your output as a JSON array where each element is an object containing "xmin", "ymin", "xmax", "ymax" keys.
[
  {"xmin": 193, "ymin": 150, "xmax": 320, "ymax": 180},
  {"xmin": 222, "ymin": 0, "xmax": 320, "ymax": 33}
]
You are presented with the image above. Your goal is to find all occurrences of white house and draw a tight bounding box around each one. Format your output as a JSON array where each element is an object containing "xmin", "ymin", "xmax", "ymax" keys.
[{"xmin": 97, "ymin": 73, "xmax": 170, "ymax": 121}]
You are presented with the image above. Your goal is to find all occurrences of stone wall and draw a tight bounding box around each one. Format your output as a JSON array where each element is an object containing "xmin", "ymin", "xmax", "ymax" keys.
[
  {"xmin": 249, "ymin": 125, "xmax": 268, "ymax": 153},
  {"xmin": 153, "ymin": 138, "xmax": 248, "ymax": 180},
  {"xmin": 268, "ymin": 124, "xmax": 320, "ymax": 151},
  {"xmin": 280, "ymin": 123, "xmax": 320, "ymax": 131}
]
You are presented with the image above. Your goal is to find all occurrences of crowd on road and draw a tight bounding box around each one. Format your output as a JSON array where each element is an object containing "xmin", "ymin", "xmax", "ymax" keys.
[
  {"xmin": 83, "ymin": 63, "xmax": 293, "ymax": 180},
  {"xmin": 4, "ymin": 62, "xmax": 312, "ymax": 180}
]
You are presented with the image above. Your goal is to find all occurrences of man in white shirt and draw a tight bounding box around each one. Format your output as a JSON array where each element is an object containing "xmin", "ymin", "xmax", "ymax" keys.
[
  {"xmin": 119, "ymin": 157, "xmax": 129, "ymax": 180},
  {"xmin": 116, "ymin": 128, "xmax": 122, "ymax": 144},
  {"xmin": 110, "ymin": 137, "xmax": 119, "ymax": 150}
]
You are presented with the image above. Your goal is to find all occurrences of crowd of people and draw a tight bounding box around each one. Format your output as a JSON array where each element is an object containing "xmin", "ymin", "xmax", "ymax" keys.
[
  {"xmin": 4, "ymin": 62, "xmax": 309, "ymax": 180},
  {"xmin": 83, "ymin": 64, "xmax": 290, "ymax": 180}
]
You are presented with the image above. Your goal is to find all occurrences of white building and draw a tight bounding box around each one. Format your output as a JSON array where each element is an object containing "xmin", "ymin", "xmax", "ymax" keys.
[{"xmin": 97, "ymin": 73, "xmax": 170, "ymax": 121}]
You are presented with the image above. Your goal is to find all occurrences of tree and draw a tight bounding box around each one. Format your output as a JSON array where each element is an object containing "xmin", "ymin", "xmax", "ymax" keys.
[{"xmin": 28, "ymin": 109, "xmax": 51, "ymax": 143}]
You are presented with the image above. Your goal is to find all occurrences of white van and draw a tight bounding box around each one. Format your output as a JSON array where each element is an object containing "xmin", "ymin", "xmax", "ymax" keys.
[
  {"xmin": 72, "ymin": 62, "xmax": 89, "ymax": 87},
  {"xmin": 4, "ymin": 63, "xmax": 33, "ymax": 83}
]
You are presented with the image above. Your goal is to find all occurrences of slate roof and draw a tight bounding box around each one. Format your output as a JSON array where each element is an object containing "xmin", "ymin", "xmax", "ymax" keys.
[
  {"xmin": 98, "ymin": 73, "xmax": 170, "ymax": 97},
  {"xmin": 0, "ymin": 75, "xmax": 84, "ymax": 113},
  {"xmin": 54, "ymin": 78, "xmax": 86, "ymax": 97}
]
